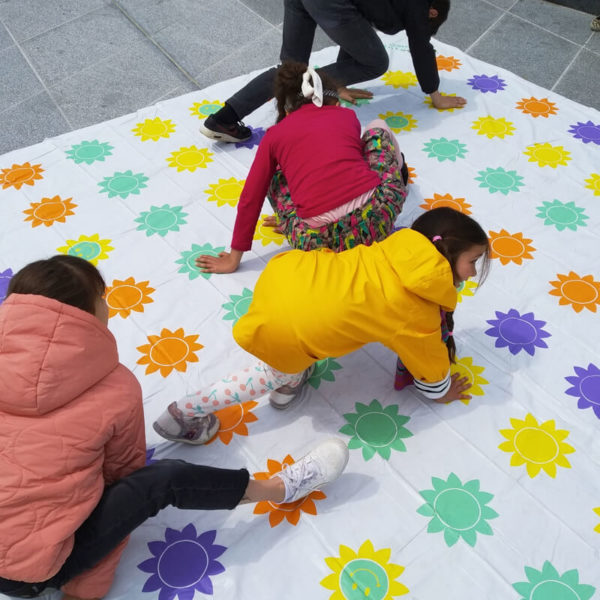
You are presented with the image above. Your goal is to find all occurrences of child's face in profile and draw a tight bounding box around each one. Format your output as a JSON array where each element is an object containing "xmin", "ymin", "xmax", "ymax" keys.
[
  {"xmin": 454, "ymin": 244, "xmax": 487, "ymax": 287},
  {"xmin": 94, "ymin": 295, "xmax": 109, "ymax": 325}
]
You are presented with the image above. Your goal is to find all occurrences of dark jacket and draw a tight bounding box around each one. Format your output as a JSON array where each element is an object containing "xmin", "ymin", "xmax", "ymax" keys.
[{"xmin": 352, "ymin": 0, "xmax": 439, "ymax": 94}]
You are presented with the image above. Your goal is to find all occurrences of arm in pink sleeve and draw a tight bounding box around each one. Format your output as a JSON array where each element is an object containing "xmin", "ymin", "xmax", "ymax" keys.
[{"xmin": 231, "ymin": 134, "xmax": 278, "ymax": 252}]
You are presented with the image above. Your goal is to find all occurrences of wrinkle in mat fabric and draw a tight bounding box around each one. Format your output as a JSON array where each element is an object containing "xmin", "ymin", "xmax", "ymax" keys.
[{"xmin": 1, "ymin": 32, "xmax": 599, "ymax": 600}]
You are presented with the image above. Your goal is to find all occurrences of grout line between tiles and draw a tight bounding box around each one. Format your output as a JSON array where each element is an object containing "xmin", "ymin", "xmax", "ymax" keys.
[
  {"xmin": 112, "ymin": 0, "xmax": 203, "ymax": 88},
  {"xmin": 551, "ymin": 44, "xmax": 585, "ymax": 90},
  {"xmin": 2, "ymin": 23, "xmax": 74, "ymax": 129}
]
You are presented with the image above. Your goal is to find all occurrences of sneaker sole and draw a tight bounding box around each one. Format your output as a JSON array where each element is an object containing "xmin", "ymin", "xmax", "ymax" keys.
[
  {"xmin": 152, "ymin": 415, "xmax": 221, "ymax": 445},
  {"xmin": 199, "ymin": 124, "xmax": 251, "ymax": 144}
]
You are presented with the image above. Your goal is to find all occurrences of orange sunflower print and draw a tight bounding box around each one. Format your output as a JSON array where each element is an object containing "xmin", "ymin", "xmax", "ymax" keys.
[
  {"xmin": 137, "ymin": 327, "xmax": 203, "ymax": 376},
  {"xmin": 105, "ymin": 277, "xmax": 155, "ymax": 318},
  {"xmin": 489, "ymin": 229, "xmax": 535, "ymax": 265},
  {"xmin": 436, "ymin": 55, "xmax": 461, "ymax": 71},
  {"xmin": 1, "ymin": 162, "xmax": 44, "ymax": 190},
  {"xmin": 407, "ymin": 166, "xmax": 417, "ymax": 184},
  {"xmin": 515, "ymin": 97, "xmax": 558, "ymax": 118},
  {"xmin": 549, "ymin": 272, "xmax": 600, "ymax": 313},
  {"xmin": 254, "ymin": 455, "xmax": 326, "ymax": 527},
  {"xmin": 205, "ymin": 400, "xmax": 258, "ymax": 445},
  {"xmin": 421, "ymin": 193, "xmax": 472, "ymax": 214},
  {"xmin": 23, "ymin": 195, "xmax": 77, "ymax": 227}
]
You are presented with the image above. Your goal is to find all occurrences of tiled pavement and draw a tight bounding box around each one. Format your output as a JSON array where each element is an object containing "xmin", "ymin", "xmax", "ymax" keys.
[{"xmin": 0, "ymin": 0, "xmax": 598, "ymax": 154}]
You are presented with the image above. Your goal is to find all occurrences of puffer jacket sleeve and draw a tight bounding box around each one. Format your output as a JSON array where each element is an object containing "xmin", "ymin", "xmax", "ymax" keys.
[
  {"xmin": 102, "ymin": 383, "xmax": 146, "ymax": 485},
  {"xmin": 62, "ymin": 372, "xmax": 147, "ymax": 598}
]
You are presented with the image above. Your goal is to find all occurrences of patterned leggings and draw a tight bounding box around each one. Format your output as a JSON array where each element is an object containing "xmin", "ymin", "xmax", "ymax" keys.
[
  {"xmin": 176, "ymin": 361, "xmax": 304, "ymax": 417},
  {"xmin": 267, "ymin": 122, "xmax": 408, "ymax": 252}
]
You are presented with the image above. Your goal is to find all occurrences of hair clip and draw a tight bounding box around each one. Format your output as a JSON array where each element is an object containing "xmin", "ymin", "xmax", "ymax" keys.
[{"xmin": 432, "ymin": 235, "xmax": 442, "ymax": 242}]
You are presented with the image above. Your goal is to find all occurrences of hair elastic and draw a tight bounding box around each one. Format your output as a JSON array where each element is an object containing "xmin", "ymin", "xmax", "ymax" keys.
[{"xmin": 432, "ymin": 235, "xmax": 442, "ymax": 242}]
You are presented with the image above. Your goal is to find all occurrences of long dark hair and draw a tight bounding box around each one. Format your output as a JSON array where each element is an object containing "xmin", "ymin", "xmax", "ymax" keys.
[
  {"xmin": 429, "ymin": 0, "xmax": 450, "ymax": 35},
  {"xmin": 6, "ymin": 255, "xmax": 106, "ymax": 315},
  {"xmin": 411, "ymin": 206, "xmax": 490, "ymax": 362},
  {"xmin": 274, "ymin": 60, "xmax": 340, "ymax": 123}
]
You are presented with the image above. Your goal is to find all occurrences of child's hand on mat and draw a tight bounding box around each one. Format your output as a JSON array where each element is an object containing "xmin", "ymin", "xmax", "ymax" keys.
[
  {"xmin": 435, "ymin": 373, "xmax": 471, "ymax": 404},
  {"xmin": 196, "ymin": 250, "xmax": 242, "ymax": 274},
  {"xmin": 430, "ymin": 91, "xmax": 467, "ymax": 110},
  {"xmin": 338, "ymin": 86, "xmax": 373, "ymax": 105},
  {"xmin": 262, "ymin": 214, "xmax": 284, "ymax": 233}
]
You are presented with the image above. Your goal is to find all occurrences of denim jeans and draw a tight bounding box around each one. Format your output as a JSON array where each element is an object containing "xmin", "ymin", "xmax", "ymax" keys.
[
  {"xmin": 227, "ymin": 0, "xmax": 389, "ymax": 119},
  {"xmin": 0, "ymin": 460, "xmax": 249, "ymax": 598}
]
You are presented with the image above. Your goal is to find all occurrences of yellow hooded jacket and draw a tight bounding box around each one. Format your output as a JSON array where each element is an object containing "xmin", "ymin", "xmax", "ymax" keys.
[{"xmin": 233, "ymin": 228, "xmax": 457, "ymax": 384}]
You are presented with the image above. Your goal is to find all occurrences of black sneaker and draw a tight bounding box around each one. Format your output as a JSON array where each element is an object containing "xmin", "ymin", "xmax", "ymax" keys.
[{"xmin": 200, "ymin": 114, "xmax": 252, "ymax": 143}]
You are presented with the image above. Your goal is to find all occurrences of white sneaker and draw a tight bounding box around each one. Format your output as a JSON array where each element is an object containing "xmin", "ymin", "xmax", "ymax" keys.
[
  {"xmin": 274, "ymin": 438, "xmax": 349, "ymax": 503},
  {"xmin": 269, "ymin": 364, "xmax": 315, "ymax": 410}
]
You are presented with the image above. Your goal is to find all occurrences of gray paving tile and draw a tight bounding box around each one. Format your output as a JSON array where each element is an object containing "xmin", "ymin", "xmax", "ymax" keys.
[
  {"xmin": 192, "ymin": 29, "xmax": 282, "ymax": 89},
  {"xmin": 470, "ymin": 13, "xmax": 579, "ymax": 89},
  {"xmin": 155, "ymin": 80, "xmax": 201, "ymax": 103},
  {"xmin": 312, "ymin": 26, "xmax": 336, "ymax": 53},
  {"xmin": 152, "ymin": 3, "xmax": 275, "ymax": 79},
  {"xmin": 585, "ymin": 29, "xmax": 600, "ymax": 53},
  {"xmin": 115, "ymin": 0, "xmax": 209, "ymax": 35},
  {"xmin": 0, "ymin": 91, "xmax": 70, "ymax": 154},
  {"xmin": 483, "ymin": 0, "xmax": 518, "ymax": 10},
  {"xmin": 21, "ymin": 4, "xmax": 147, "ymax": 87},
  {"xmin": 510, "ymin": 0, "xmax": 592, "ymax": 44},
  {"xmin": 0, "ymin": 20, "xmax": 14, "ymax": 51},
  {"xmin": 0, "ymin": 46, "xmax": 45, "ymax": 108},
  {"xmin": 436, "ymin": 0, "xmax": 503, "ymax": 50},
  {"xmin": 48, "ymin": 37, "xmax": 191, "ymax": 130},
  {"xmin": 240, "ymin": 0, "xmax": 285, "ymax": 26},
  {"xmin": 554, "ymin": 48, "xmax": 600, "ymax": 110},
  {"xmin": 0, "ymin": 0, "xmax": 109, "ymax": 42}
]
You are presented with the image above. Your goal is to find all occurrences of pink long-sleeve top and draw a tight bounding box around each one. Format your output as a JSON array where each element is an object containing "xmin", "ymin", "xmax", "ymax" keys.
[
  {"xmin": 0, "ymin": 294, "xmax": 146, "ymax": 598},
  {"xmin": 231, "ymin": 103, "xmax": 381, "ymax": 251}
]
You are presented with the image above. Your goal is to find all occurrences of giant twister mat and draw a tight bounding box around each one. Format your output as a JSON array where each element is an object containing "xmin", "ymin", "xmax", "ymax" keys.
[{"xmin": 1, "ymin": 31, "xmax": 599, "ymax": 600}]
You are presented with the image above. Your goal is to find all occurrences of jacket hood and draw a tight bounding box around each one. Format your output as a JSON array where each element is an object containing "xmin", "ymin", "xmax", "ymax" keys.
[
  {"xmin": 0, "ymin": 294, "xmax": 119, "ymax": 416},
  {"xmin": 379, "ymin": 228, "xmax": 457, "ymax": 311}
]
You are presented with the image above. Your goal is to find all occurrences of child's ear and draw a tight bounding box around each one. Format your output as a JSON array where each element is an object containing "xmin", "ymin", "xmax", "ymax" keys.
[{"xmin": 429, "ymin": 8, "xmax": 439, "ymax": 18}]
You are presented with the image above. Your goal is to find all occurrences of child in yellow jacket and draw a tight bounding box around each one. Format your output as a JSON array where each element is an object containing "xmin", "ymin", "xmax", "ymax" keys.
[{"xmin": 154, "ymin": 207, "xmax": 490, "ymax": 443}]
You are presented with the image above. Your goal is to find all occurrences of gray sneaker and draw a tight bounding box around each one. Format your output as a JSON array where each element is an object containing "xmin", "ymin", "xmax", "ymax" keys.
[
  {"xmin": 153, "ymin": 402, "xmax": 220, "ymax": 445},
  {"xmin": 274, "ymin": 438, "xmax": 349, "ymax": 503},
  {"xmin": 269, "ymin": 364, "xmax": 315, "ymax": 410}
]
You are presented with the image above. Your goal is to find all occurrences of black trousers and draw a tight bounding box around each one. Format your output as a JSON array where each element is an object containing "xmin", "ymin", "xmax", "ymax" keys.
[
  {"xmin": 227, "ymin": 0, "xmax": 389, "ymax": 119},
  {"xmin": 0, "ymin": 460, "xmax": 249, "ymax": 598}
]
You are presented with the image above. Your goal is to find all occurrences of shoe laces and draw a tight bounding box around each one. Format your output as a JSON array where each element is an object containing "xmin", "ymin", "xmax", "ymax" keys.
[{"xmin": 282, "ymin": 456, "xmax": 322, "ymax": 496}]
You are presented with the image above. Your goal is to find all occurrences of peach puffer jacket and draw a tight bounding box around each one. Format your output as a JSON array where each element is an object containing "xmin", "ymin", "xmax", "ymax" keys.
[{"xmin": 0, "ymin": 294, "xmax": 146, "ymax": 598}]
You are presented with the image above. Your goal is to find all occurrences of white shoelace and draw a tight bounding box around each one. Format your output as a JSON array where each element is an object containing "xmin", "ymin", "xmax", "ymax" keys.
[{"xmin": 280, "ymin": 457, "xmax": 323, "ymax": 503}]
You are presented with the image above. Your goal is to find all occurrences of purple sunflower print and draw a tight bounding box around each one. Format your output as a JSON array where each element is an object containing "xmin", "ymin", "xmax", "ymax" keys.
[
  {"xmin": 0, "ymin": 268, "xmax": 13, "ymax": 304},
  {"xmin": 138, "ymin": 524, "xmax": 226, "ymax": 599},
  {"xmin": 565, "ymin": 363, "xmax": 600, "ymax": 419},
  {"xmin": 145, "ymin": 447, "xmax": 157, "ymax": 465},
  {"xmin": 467, "ymin": 74, "xmax": 506, "ymax": 93},
  {"xmin": 235, "ymin": 126, "xmax": 265, "ymax": 149},
  {"xmin": 568, "ymin": 121, "xmax": 600, "ymax": 145},
  {"xmin": 485, "ymin": 308, "xmax": 551, "ymax": 355}
]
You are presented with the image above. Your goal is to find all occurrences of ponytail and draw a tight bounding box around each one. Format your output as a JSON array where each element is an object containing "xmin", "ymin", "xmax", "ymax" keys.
[{"xmin": 274, "ymin": 60, "xmax": 340, "ymax": 123}]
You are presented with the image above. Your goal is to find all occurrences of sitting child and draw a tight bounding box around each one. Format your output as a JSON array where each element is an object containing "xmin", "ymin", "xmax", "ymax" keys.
[{"xmin": 0, "ymin": 255, "xmax": 348, "ymax": 600}]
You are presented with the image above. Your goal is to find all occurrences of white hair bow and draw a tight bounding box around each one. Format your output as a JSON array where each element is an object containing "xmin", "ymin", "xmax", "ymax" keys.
[{"xmin": 301, "ymin": 66, "xmax": 324, "ymax": 107}]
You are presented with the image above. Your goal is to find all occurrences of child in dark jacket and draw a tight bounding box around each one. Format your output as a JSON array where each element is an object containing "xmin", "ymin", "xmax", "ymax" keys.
[{"xmin": 201, "ymin": 0, "xmax": 465, "ymax": 143}]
